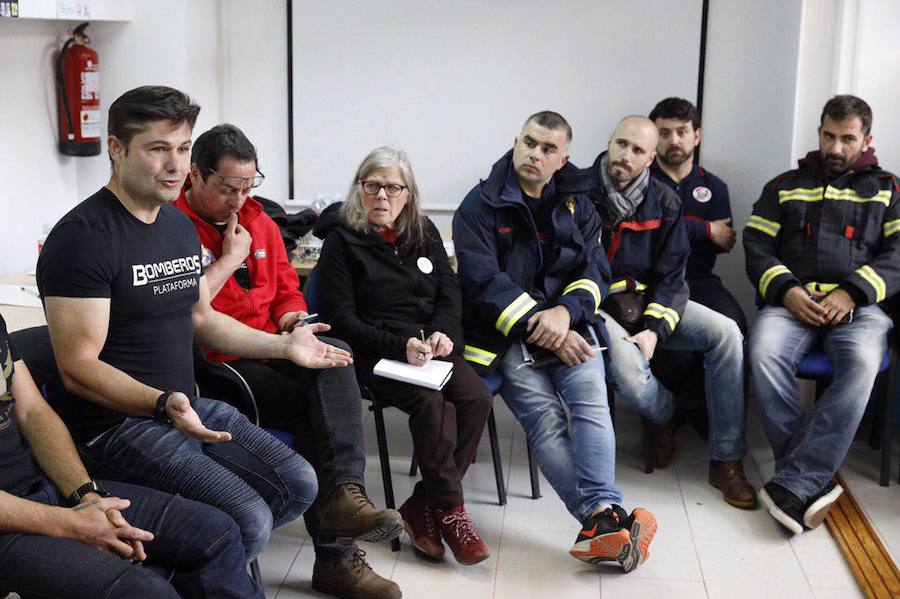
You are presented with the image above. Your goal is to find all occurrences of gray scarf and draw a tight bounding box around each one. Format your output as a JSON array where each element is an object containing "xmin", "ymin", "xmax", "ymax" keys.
[{"xmin": 599, "ymin": 154, "xmax": 650, "ymax": 225}]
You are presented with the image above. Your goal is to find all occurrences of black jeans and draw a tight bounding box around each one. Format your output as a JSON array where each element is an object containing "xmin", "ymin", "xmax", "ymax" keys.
[
  {"xmin": 361, "ymin": 352, "xmax": 493, "ymax": 509},
  {"xmin": 228, "ymin": 337, "xmax": 366, "ymax": 558},
  {"xmin": 0, "ymin": 478, "xmax": 262, "ymax": 599},
  {"xmin": 651, "ymin": 275, "xmax": 748, "ymax": 428}
]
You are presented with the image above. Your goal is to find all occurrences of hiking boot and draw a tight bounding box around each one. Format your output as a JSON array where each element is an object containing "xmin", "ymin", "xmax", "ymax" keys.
[
  {"xmin": 398, "ymin": 494, "xmax": 444, "ymax": 560},
  {"xmin": 318, "ymin": 484, "xmax": 404, "ymax": 544},
  {"xmin": 569, "ymin": 506, "xmax": 634, "ymax": 570},
  {"xmin": 709, "ymin": 460, "xmax": 757, "ymax": 509},
  {"xmin": 312, "ymin": 549, "xmax": 401, "ymax": 599},
  {"xmin": 434, "ymin": 505, "xmax": 490, "ymax": 565},
  {"xmin": 803, "ymin": 481, "xmax": 843, "ymax": 529},
  {"xmin": 651, "ymin": 419, "xmax": 676, "ymax": 468},
  {"xmin": 759, "ymin": 481, "xmax": 804, "ymax": 535}
]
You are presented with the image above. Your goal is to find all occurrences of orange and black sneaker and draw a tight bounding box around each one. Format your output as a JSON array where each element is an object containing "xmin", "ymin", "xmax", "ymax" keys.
[
  {"xmin": 623, "ymin": 507, "xmax": 658, "ymax": 572},
  {"xmin": 569, "ymin": 506, "xmax": 632, "ymax": 568}
]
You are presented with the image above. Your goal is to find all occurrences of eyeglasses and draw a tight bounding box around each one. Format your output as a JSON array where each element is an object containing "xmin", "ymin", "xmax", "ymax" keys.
[
  {"xmin": 359, "ymin": 180, "xmax": 408, "ymax": 198},
  {"xmin": 210, "ymin": 168, "xmax": 265, "ymax": 194}
]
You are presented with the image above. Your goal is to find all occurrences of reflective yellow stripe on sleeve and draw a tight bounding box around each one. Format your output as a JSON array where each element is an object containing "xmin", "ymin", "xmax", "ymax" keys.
[
  {"xmin": 759, "ymin": 265, "xmax": 792, "ymax": 297},
  {"xmin": 746, "ymin": 215, "xmax": 781, "ymax": 237},
  {"xmin": 495, "ymin": 292, "xmax": 538, "ymax": 337},
  {"xmin": 609, "ymin": 280, "xmax": 648, "ymax": 294},
  {"xmin": 562, "ymin": 279, "xmax": 602, "ymax": 314},
  {"xmin": 883, "ymin": 219, "xmax": 900, "ymax": 237},
  {"xmin": 824, "ymin": 188, "xmax": 891, "ymax": 206},
  {"xmin": 463, "ymin": 345, "xmax": 497, "ymax": 367},
  {"xmin": 855, "ymin": 265, "xmax": 887, "ymax": 303},
  {"xmin": 778, "ymin": 187, "xmax": 824, "ymax": 203},
  {"xmin": 643, "ymin": 302, "xmax": 680, "ymax": 332},
  {"xmin": 804, "ymin": 282, "xmax": 839, "ymax": 293}
]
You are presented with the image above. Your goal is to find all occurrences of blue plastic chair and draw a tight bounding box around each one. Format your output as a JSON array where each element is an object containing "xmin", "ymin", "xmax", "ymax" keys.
[{"xmin": 795, "ymin": 347, "xmax": 895, "ymax": 486}]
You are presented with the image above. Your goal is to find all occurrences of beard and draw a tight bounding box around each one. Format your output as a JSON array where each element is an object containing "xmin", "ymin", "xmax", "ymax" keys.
[
  {"xmin": 660, "ymin": 146, "xmax": 694, "ymax": 167},
  {"xmin": 823, "ymin": 152, "xmax": 854, "ymax": 176}
]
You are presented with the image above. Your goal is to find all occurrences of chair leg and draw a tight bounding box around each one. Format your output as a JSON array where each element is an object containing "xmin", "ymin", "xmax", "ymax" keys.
[
  {"xmin": 371, "ymin": 402, "xmax": 400, "ymax": 551},
  {"xmin": 487, "ymin": 409, "xmax": 507, "ymax": 506},
  {"xmin": 408, "ymin": 453, "xmax": 418, "ymax": 477},
  {"xmin": 526, "ymin": 437, "xmax": 541, "ymax": 499},
  {"xmin": 880, "ymin": 358, "xmax": 895, "ymax": 487},
  {"xmin": 642, "ymin": 417, "xmax": 654, "ymax": 474},
  {"xmin": 250, "ymin": 558, "xmax": 262, "ymax": 585}
]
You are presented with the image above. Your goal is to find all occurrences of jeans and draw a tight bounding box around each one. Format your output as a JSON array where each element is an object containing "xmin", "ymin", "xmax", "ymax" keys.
[
  {"xmin": 0, "ymin": 478, "xmax": 262, "ymax": 599},
  {"xmin": 81, "ymin": 397, "xmax": 318, "ymax": 561},
  {"xmin": 749, "ymin": 304, "xmax": 893, "ymax": 500},
  {"xmin": 499, "ymin": 342, "xmax": 622, "ymax": 522},
  {"xmin": 363, "ymin": 352, "xmax": 493, "ymax": 509},
  {"xmin": 228, "ymin": 337, "xmax": 367, "ymax": 559},
  {"xmin": 604, "ymin": 299, "xmax": 746, "ymax": 461}
]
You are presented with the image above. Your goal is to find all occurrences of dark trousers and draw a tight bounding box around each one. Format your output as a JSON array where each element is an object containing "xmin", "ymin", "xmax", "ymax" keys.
[
  {"xmin": 228, "ymin": 337, "xmax": 366, "ymax": 558},
  {"xmin": 361, "ymin": 352, "xmax": 493, "ymax": 509},
  {"xmin": 651, "ymin": 275, "xmax": 748, "ymax": 430},
  {"xmin": 0, "ymin": 478, "xmax": 262, "ymax": 599}
]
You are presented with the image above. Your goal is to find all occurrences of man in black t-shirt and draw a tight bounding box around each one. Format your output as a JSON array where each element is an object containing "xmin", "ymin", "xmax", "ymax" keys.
[
  {"xmin": 37, "ymin": 86, "xmax": 354, "ymax": 563},
  {"xmin": 0, "ymin": 314, "xmax": 263, "ymax": 598}
]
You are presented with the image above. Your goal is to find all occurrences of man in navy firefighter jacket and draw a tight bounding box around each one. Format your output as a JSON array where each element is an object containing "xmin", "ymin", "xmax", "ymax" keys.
[
  {"xmin": 746, "ymin": 95, "xmax": 899, "ymax": 535},
  {"xmin": 453, "ymin": 112, "xmax": 657, "ymax": 573},
  {"xmin": 647, "ymin": 97, "xmax": 748, "ymax": 441},
  {"xmin": 586, "ymin": 115, "xmax": 755, "ymax": 509}
]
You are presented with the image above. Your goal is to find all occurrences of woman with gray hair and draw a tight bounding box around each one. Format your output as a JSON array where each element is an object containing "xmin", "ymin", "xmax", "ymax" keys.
[{"xmin": 314, "ymin": 146, "xmax": 493, "ymax": 566}]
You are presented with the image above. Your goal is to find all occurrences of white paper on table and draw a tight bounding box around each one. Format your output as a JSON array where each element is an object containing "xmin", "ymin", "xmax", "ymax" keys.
[
  {"xmin": 0, "ymin": 284, "xmax": 43, "ymax": 308},
  {"xmin": 373, "ymin": 358, "xmax": 454, "ymax": 391}
]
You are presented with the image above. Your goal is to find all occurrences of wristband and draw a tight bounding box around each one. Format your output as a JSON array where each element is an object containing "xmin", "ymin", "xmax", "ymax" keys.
[
  {"xmin": 154, "ymin": 391, "xmax": 175, "ymax": 423},
  {"xmin": 67, "ymin": 479, "xmax": 110, "ymax": 507}
]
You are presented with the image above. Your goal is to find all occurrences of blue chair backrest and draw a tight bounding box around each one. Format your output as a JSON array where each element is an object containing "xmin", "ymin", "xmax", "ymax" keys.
[{"xmin": 303, "ymin": 266, "xmax": 323, "ymax": 314}]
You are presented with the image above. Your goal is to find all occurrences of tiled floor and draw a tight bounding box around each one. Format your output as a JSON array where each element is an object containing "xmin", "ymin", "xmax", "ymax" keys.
[{"xmin": 258, "ymin": 398, "xmax": 896, "ymax": 598}]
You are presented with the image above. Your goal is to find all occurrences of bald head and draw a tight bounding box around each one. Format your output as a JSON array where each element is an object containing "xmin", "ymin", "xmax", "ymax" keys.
[{"xmin": 606, "ymin": 115, "xmax": 658, "ymax": 189}]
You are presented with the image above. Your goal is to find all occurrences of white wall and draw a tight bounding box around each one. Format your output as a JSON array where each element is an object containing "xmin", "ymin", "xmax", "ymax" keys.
[{"xmin": 0, "ymin": 0, "xmax": 221, "ymax": 276}]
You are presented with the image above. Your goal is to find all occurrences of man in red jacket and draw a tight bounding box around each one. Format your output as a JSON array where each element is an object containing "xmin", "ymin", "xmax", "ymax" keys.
[{"xmin": 176, "ymin": 124, "xmax": 402, "ymax": 599}]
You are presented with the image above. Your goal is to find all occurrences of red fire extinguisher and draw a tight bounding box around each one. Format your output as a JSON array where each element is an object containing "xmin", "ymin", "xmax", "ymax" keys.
[{"xmin": 56, "ymin": 22, "xmax": 101, "ymax": 156}]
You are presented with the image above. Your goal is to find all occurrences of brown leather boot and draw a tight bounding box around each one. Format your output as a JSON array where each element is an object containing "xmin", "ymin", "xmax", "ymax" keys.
[
  {"xmin": 312, "ymin": 549, "xmax": 402, "ymax": 599},
  {"xmin": 318, "ymin": 484, "xmax": 404, "ymax": 543},
  {"xmin": 709, "ymin": 460, "xmax": 757, "ymax": 509},
  {"xmin": 651, "ymin": 419, "xmax": 676, "ymax": 469}
]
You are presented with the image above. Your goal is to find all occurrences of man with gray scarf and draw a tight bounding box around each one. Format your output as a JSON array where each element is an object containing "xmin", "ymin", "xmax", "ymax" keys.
[{"xmin": 586, "ymin": 116, "xmax": 755, "ymax": 509}]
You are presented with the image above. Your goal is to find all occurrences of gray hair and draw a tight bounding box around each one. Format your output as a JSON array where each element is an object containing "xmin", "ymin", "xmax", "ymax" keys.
[{"xmin": 340, "ymin": 145, "xmax": 426, "ymax": 246}]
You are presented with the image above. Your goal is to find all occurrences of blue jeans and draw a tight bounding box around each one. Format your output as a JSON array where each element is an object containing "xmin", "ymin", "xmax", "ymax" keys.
[
  {"xmin": 499, "ymin": 343, "xmax": 622, "ymax": 522},
  {"xmin": 81, "ymin": 397, "xmax": 318, "ymax": 561},
  {"xmin": 604, "ymin": 300, "xmax": 746, "ymax": 461},
  {"xmin": 749, "ymin": 304, "xmax": 893, "ymax": 500},
  {"xmin": 0, "ymin": 477, "xmax": 263, "ymax": 598}
]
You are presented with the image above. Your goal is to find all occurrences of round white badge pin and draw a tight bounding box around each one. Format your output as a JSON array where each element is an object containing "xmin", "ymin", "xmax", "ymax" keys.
[
  {"xmin": 417, "ymin": 256, "xmax": 434, "ymax": 274},
  {"xmin": 692, "ymin": 186, "xmax": 712, "ymax": 203}
]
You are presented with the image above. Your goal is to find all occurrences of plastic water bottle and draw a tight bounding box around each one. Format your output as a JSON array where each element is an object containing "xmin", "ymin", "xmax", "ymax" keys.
[
  {"xmin": 311, "ymin": 193, "xmax": 328, "ymax": 215},
  {"xmin": 330, "ymin": 192, "xmax": 343, "ymax": 206},
  {"xmin": 37, "ymin": 224, "xmax": 51, "ymax": 253}
]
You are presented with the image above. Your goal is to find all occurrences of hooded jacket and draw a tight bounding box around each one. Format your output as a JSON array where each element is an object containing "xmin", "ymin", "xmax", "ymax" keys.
[
  {"xmin": 744, "ymin": 149, "xmax": 900, "ymax": 306},
  {"xmin": 313, "ymin": 204, "xmax": 463, "ymax": 369},
  {"xmin": 175, "ymin": 189, "xmax": 306, "ymax": 361},
  {"xmin": 586, "ymin": 152, "xmax": 690, "ymax": 344},
  {"xmin": 452, "ymin": 150, "xmax": 610, "ymax": 375}
]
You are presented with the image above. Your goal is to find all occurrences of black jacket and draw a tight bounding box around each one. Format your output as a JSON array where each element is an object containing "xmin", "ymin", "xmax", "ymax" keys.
[{"xmin": 314, "ymin": 204, "xmax": 463, "ymax": 367}]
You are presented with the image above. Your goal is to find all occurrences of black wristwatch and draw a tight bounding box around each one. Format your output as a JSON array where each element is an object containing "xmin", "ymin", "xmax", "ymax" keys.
[
  {"xmin": 154, "ymin": 391, "xmax": 175, "ymax": 423},
  {"xmin": 67, "ymin": 480, "xmax": 110, "ymax": 506}
]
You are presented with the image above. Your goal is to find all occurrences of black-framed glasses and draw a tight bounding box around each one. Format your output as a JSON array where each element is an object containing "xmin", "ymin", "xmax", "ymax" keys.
[
  {"xmin": 359, "ymin": 180, "xmax": 408, "ymax": 198},
  {"xmin": 210, "ymin": 168, "xmax": 265, "ymax": 193}
]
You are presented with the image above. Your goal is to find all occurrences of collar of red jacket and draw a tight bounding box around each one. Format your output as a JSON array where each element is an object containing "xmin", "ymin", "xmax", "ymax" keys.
[{"xmin": 177, "ymin": 179, "xmax": 264, "ymax": 230}]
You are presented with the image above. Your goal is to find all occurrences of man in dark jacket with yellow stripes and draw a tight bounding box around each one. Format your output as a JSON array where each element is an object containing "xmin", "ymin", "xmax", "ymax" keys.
[
  {"xmin": 588, "ymin": 116, "xmax": 754, "ymax": 509},
  {"xmin": 454, "ymin": 112, "xmax": 657, "ymax": 573},
  {"xmin": 745, "ymin": 95, "xmax": 899, "ymax": 535}
]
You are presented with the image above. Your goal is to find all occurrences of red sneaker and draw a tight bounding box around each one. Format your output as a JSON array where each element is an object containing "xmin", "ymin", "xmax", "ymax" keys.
[
  {"xmin": 434, "ymin": 505, "xmax": 491, "ymax": 565},
  {"xmin": 399, "ymin": 494, "xmax": 444, "ymax": 560}
]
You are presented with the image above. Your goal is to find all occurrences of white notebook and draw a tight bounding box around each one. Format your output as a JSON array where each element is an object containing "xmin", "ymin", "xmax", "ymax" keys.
[{"xmin": 373, "ymin": 358, "xmax": 454, "ymax": 391}]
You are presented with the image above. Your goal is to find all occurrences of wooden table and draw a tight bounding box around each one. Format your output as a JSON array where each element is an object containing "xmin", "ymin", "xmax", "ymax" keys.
[{"xmin": 0, "ymin": 272, "xmax": 46, "ymax": 332}]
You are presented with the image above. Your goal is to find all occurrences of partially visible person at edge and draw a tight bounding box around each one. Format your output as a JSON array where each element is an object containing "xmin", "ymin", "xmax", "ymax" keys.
[
  {"xmin": 175, "ymin": 123, "xmax": 403, "ymax": 599},
  {"xmin": 453, "ymin": 111, "xmax": 657, "ymax": 572},
  {"xmin": 315, "ymin": 145, "xmax": 493, "ymax": 567}
]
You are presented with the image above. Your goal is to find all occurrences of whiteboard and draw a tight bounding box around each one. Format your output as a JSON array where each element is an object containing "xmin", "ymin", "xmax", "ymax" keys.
[{"xmin": 291, "ymin": 0, "xmax": 702, "ymax": 208}]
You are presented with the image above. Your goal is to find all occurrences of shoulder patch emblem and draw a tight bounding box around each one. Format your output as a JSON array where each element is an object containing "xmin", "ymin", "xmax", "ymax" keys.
[{"xmin": 692, "ymin": 186, "xmax": 712, "ymax": 203}]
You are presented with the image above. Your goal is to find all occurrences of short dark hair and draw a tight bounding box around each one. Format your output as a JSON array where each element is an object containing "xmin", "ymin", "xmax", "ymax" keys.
[
  {"xmin": 649, "ymin": 97, "xmax": 700, "ymax": 130},
  {"xmin": 108, "ymin": 86, "xmax": 200, "ymax": 151},
  {"xmin": 820, "ymin": 94, "xmax": 872, "ymax": 134},
  {"xmin": 523, "ymin": 111, "xmax": 572, "ymax": 144},
  {"xmin": 191, "ymin": 124, "xmax": 259, "ymax": 181}
]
